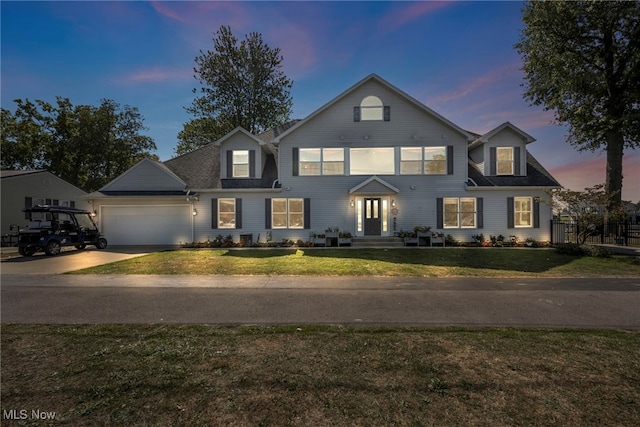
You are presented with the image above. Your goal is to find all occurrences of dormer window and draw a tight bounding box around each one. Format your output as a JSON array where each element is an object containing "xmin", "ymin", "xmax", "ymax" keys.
[
  {"xmin": 489, "ymin": 146, "xmax": 521, "ymax": 176},
  {"xmin": 232, "ymin": 150, "xmax": 249, "ymax": 177},
  {"xmin": 496, "ymin": 147, "xmax": 514, "ymax": 175},
  {"xmin": 354, "ymin": 96, "xmax": 390, "ymax": 121}
]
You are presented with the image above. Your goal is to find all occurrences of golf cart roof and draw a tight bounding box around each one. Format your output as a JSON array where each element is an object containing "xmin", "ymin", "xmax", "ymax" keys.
[{"xmin": 22, "ymin": 205, "xmax": 92, "ymax": 215}]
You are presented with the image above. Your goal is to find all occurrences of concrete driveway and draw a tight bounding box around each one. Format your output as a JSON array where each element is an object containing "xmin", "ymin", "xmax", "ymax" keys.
[{"xmin": 0, "ymin": 246, "xmax": 174, "ymax": 275}]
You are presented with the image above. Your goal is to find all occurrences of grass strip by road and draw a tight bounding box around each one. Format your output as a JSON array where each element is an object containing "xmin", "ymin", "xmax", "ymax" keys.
[
  {"xmin": 70, "ymin": 248, "xmax": 640, "ymax": 277},
  {"xmin": 1, "ymin": 325, "xmax": 638, "ymax": 426}
]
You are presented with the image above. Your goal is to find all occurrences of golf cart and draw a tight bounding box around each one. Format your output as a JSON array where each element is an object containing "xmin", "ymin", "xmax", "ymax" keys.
[{"xmin": 18, "ymin": 205, "xmax": 108, "ymax": 256}]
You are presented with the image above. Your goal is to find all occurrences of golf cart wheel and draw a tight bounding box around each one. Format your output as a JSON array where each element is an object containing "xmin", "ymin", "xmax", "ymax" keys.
[
  {"xmin": 96, "ymin": 238, "xmax": 108, "ymax": 250},
  {"xmin": 18, "ymin": 246, "xmax": 34, "ymax": 256},
  {"xmin": 45, "ymin": 240, "xmax": 61, "ymax": 256},
  {"xmin": 75, "ymin": 244, "xmax": 87, "ymax": 250}
]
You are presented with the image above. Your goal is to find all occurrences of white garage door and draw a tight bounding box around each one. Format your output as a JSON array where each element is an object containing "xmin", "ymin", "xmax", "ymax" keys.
[{"xmin": 101, "ymin": 205, "xmax": 192, "ymax": 245}]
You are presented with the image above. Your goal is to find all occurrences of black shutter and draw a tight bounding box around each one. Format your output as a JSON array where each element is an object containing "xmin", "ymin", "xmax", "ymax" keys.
[
  {"xmin": 436, "ymin": 198, "xmax": 443, "ymax": 229},
  {"xmin": 490, "ymin": 147, "xmax": 497, "ymax": 175},
  {"xmin": 384, "ymin": 106, "xmax": 390, "ymax": 121},
  {"xmin": 235, "ymin": 198, "xmax": 242, "ymax": 229},
  {"xmin": 477, "ymin": 197, "xmax": 483, "ymax": 229},
  {"xmin": 25, "ymin": 197, "xmax": 32, "ymax": 219},
  {"xmin": 514, "ymin": 147, "xmax": 521, "ymax": 175},
  {"xmin": 45, "ymin": 198, "xmax": 52, "ymax": 205},
  {"xmin": 447, "ymin": 145, "xmax": 454, "ymax": 175},
  {"xmin": 226, "ymin": 151, "xmax": 233, "ymax": 178},
  {"xmin": 304, "ymin": 198, "xmax": 311, "ymax": 229},
  {"xmin": 292, "ymin": 147, "xmax": 299, "ymax": 176},
  {"xmin": 354, "ymin": 106, "xmax": 361, "ymax": 122},
  {"xmin": 70, "ymin": 201, "xmax": 75, "ymax": 208},
  {"xmin": 507, "ymin": 197, "xmax": 514, "ymax": 229},
  {"xmin": 533, "ymin": 199, "xmax": 540, "ymax": 228},
  {"xmin": 249, "ymin": 150, "xmax": 256, "ymax": 178},
  {"xmin": 211, "ymin": 198, "xmax": 218, "ymax": 229},
  {"xmin": 265, "ymin": 198, "xmax": 272, "ymax": 229},
  {"xmin": 53, "ymin": 199, "xmax": 59, "ymax": 206}
]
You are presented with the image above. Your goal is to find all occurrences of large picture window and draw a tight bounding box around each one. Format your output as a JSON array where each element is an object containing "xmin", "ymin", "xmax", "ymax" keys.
[
  {"xmin": 350, "ymin": 147, "xmax": 395, "ymax": 175},
  {"xmin": 443, "ymin": 198, "xmax": 477, "ymax": 228}
]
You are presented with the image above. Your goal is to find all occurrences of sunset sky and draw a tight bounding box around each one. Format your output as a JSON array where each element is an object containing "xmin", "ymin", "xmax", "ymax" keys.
[{"xmin": 2, "ymin": 1, "xmax": 638, "ymax": 201}]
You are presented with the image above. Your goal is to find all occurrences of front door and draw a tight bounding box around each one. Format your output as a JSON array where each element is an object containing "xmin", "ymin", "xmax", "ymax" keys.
[{"xmin": 364, "ymin": 198, "xmax": 382, "ymax": 236}]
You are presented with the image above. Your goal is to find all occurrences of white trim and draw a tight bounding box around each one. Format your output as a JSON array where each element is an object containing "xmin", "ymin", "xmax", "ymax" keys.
[{"xmin": 349, "ymin": 176, "xmax": 400, "ymax": 194}]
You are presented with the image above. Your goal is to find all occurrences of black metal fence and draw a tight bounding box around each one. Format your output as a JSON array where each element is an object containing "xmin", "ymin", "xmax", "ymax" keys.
[{"xmin": 551, "ymin": 220, "xmax": 640, "ymax": 247}]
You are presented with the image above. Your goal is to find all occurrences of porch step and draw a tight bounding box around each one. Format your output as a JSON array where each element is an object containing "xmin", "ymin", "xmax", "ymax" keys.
[{"xmin": 351, "ymin": 237, "xmax": 404, "ymax": 248}]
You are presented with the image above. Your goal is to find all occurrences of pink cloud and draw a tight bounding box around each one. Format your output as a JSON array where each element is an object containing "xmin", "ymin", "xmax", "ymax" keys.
[
  {"xmin": 268, "ymin": 24, "xmax": 318, "ymax": 77},
  {"xmin": 548, "ymin": 154, "xmax": 640, "ymax": 202},
  {"xmin": 115, "ymin": 67, "xmax": 192, "ymax": 84},
  {"xmin": 379, "ymin": 1, "xmax": 451, "ymax": 32},
  {"xmin": 151, "ymin": 1, "xmax": 249, "ymax": 29}
]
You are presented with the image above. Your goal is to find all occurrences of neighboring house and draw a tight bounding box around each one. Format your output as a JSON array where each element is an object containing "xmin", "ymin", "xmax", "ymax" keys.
[
  {"xmin": 1, "ymin": 170, "xmax": 91, "ymax": 243},
  {"xmin": 85, "ymin": 74, "xmax": 561, "ymax": 245}
]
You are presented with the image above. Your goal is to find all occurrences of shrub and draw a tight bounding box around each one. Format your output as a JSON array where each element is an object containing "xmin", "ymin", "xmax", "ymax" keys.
[{"xmin": 555, "ymin": 243, "xmax": 611, "ymax": 257}]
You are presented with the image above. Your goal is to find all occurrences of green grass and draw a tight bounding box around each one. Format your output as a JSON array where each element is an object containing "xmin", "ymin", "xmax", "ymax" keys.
[
  {"xmin": 2, "ymin": 325, "xmax": 639, "ymax": 426},
  {"xmin": 69, "ymin": 248, "xmax": 640, "ymax": 277}
]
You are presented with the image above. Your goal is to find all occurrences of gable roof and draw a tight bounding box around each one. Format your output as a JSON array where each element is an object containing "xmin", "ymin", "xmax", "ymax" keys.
[
  {"xmin": 468, "ymin": 122, "xmax": 536, "ymax": 150},
  {"xmin": 273, "ymin": 74, "xmax": 475, "ymax": 143},
  {"xmin": 350, "ymin": 176, "xmax": 400, "ymax": 194},
  {"xmin": 1, "ymin": 169, "xmax": 49, "ymax": 179},
  {"xmin": 100, "ymin": 157, "xmax": 186, "ymax": 192}
]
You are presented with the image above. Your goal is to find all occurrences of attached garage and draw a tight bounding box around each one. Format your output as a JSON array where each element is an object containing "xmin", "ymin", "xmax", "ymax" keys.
[{"xmin": 101, "ymin": 205, "xmax": 192, "ymax": 245}]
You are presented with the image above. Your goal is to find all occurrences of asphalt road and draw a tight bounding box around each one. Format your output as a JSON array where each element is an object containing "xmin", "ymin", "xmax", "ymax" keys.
[{"xmin": 2, "ymin": 274, "xmax": 639, "ymax": 328}]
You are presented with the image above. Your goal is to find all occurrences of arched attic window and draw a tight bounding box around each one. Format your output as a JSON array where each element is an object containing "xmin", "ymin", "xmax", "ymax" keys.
[{"xmin": 354, "ymin": 96, "xmax": 390, "ymax": 121}]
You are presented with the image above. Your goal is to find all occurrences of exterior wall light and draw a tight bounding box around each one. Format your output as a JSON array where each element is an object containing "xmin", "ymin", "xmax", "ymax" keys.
[
  {"xmin": 350, "ymin": 200, "xmax": 355, "ymax": 207},
  {"xmin": 391, "ymin": 199, "xmax": 396, "ymax": 208},
  {"xmin": 192, "ymin": 209, "xmax": 198, "ymax": 216}
]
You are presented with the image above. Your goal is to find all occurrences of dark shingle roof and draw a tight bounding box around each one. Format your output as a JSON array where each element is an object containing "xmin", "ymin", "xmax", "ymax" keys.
[
  {"xmin": 163, "ymin": 142, "xmax": 221, "ymax": 189},
  {"xmin": 467, "ymin": 152, "xmax": 561, "ymax": 188}
]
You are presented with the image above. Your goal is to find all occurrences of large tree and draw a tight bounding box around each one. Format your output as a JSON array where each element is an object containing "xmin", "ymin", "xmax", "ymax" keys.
[
  {"xmin": 516, "ymin": 0, "xmax": 640, "ymax": 208},
  {"xmin": 1, "ymin": 97, "xmax": 157, "ymax": 192},
  {"xmin": 176, "ymin": 25, "xmax": 293, "ymax": 156}
]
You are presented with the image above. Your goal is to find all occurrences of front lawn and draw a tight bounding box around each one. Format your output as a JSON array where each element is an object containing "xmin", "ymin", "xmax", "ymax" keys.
[
  {"xmin": 1, "ymin": 325, "xmax": 638, "ymax": 426},
  {"xmin": 70, "ymin": 248, "xmax": 640, "ymax": 277}
]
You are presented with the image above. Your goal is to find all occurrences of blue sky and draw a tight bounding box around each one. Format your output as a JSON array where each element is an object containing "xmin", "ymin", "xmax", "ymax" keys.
[{"xmin": 2, "ymin": 1, "xmax": 638, "ymax": 201}]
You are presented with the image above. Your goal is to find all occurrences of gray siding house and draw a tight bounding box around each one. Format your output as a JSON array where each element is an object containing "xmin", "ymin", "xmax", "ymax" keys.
[{"xmin": 86, "ymin": 74, "xmax": 560, "ymax": 245}]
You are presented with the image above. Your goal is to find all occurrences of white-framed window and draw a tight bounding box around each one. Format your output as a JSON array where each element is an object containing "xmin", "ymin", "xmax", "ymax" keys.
[
  {"xmin": 218, "ymin": 198, "xmax": 236, "ymax": 229},
  {"xmin": 400, "ymin": 146, "xmax": 447, "ymax": 175},
  {"xmin": 424, "ymin": 147, "xmax": 447, "ymax": 174},
  {"xmin": 299, "ymin": 148, "xmax": 321, "ymax": 176},
  {"xmin": 272, "ymin": 198, "xmax": 304, "ymax": 229},
  {"xmin": 444, "ymin": 198, "xmax": 477, "ymax": 228},
  {"xmin": 350, "ymin": 147, "xmax": 395, "ymax": 175},
  {"xmin": 496, "ymin": 147, "xmax": 514, "ymax": 175},
  {"xmin": 400, "ymin": 147, "xmax": 422, "ymax": 174},
  {"xmin": 360, "ymin": 96, "xmax": 383, "ymax": 121},
  {"xmin": 322, "ymin": 148, "xmax": 344, "ymax": 175},
  {"xmin": 299, "ymin": 148, "xmax": 344, "ymax": 176},
  {"xmin": 514, "ymin": 197, "xmax": 532, "ymax": 227},
  {"xmin": 232, "ymin": 150, "xmax": 249, "ymax": 177}
]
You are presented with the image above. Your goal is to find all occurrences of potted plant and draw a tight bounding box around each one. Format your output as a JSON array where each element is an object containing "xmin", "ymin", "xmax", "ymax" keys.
[
  {"xmin": 325, "ymin": 226, "xmax": 340, "ymax": 238},
  {"xmin": 431, "ymin": 231, "xmax": 445, "ymax": 246},
  {"xmin": 339, "ymin": 231, "xmax": 352, "ymax": 246},
  {"xmin": 414, "ymin": 226, "xmax": 431, "ymax": 246},
  {"xmin": 472, "ymin": 233, "xmax": 485, "ymax": 246},
  {"xmin": 399, "ymin": 230, "xmax": 418, "ymax": 246},
  {"xmin": 310, "ymin": 231, "xmax": 326, "ymax": 247},
  {"xmin": 525, "ymin": 237, "xmax": 535, "ymax": 247}
]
